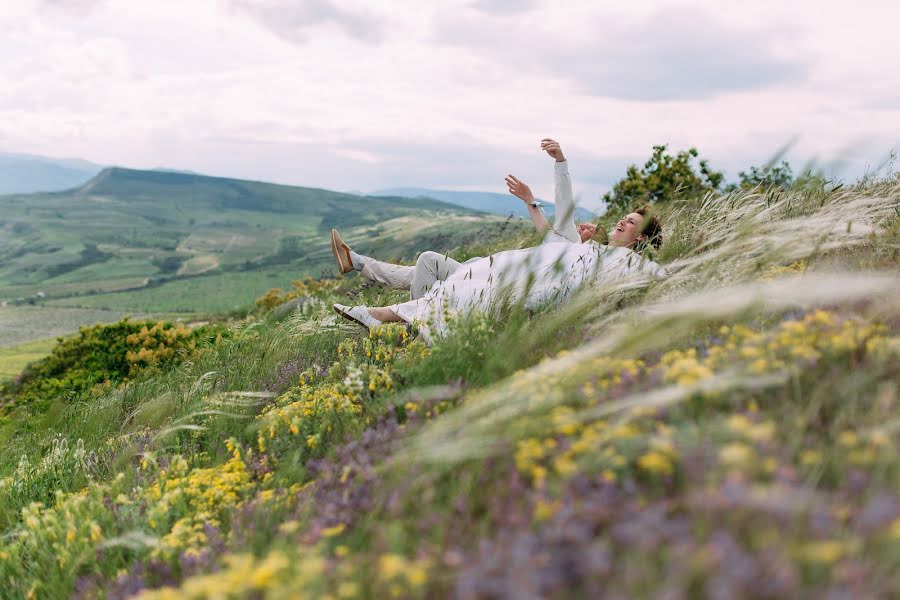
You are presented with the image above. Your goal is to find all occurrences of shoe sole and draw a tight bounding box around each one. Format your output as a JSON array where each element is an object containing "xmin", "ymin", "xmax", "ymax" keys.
[
  {"xmin": 331, "ymin": 230, "xmax": 352, "ymax": 275},
  {"xmin": 331, "ymin": 229, "xmax": 347, "ymax": 276},
  {"xmin": 333, "ymin": 305, "xmax": 369, "ymax": 329}
]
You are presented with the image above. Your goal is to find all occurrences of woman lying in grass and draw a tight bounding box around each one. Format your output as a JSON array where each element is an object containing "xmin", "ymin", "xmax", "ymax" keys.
[
  {"xmin": 334, "ymin": 140, "xmax": 667, "ymax": 342},
  {"xmin": 331, "ymin": 139, "xmax": 609, "ymax": 299}
]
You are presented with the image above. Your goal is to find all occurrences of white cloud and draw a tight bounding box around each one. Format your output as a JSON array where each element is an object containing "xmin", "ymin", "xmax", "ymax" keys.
[
  {"xmin": 434, "ymin": 4, "xmax": 810, "ymax": 101},
  {"xmin": 225, "ymin": 0, "xmax": 386, "ymax": 44},
  {"xmin": 0, "ymin": 0, "xmax": 897, "ymax": 210}
]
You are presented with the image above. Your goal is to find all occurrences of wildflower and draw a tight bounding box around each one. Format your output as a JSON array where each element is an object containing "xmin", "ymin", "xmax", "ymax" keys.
[
  {"xmin": 799, "ymin": 449, "xmax": 822, "ymax": 466},
  {"xmin": 719, "ymin": 443, "xmax": 754, "ymax": 468},
  {"xmin": 889, "ymin": 518, "xmax": 900, "ymax": 540},
  {"xmin": 638, "ymin": 451, "xmax": 673, "ymax": 475},
  {"xmin": 279, "ymin": 520, "xmax": 300, "ymax": 534},
  {"xmin": 533, "ymin": 498, "xmax": 560, "ymax": 522},
  {"xmin": 378, "ymin": 553, "xmax": 406, "ymax": 580},
  {"xmin": 89, "ymin": 522, "xmax": 102, "ymax": 542},
  {"xmin": 322, "ymin": 523, "xmax": 346, "ymax": 537},
  {"xmin": 407, "ymin": 563, "xmax": 428, "ymax": 587},
  {"xmin": 796, "ymin": 540, "xmax": 846, "ymax": 564},
  {"xmin": 552, "ymin": 455, "xmax": 577, "ymax": 477}
]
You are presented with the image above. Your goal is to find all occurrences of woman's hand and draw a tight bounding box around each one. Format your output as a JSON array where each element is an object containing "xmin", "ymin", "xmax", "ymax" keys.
[
  {"xmin": 541, "ymin": 138, "xmax": 565, "ymax": 162},
  {"xmin": 505, "ymin": 174, "xmax": 535, "ymax": 203},
  {"xmin": 576, "ymin": 223, "xmax": 597, "ymax": 242}
]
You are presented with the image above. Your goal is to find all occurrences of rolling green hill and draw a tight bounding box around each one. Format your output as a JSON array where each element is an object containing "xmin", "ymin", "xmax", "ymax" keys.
[{"xmin": 0, "ymin": 168, "xmax": 515, "ymax": 343}]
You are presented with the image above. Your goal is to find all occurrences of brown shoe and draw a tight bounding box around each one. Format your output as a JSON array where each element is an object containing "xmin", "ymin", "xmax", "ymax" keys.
[{"xmin": 331, "ymin": 229, "xmax": 354, "ymax": 275}]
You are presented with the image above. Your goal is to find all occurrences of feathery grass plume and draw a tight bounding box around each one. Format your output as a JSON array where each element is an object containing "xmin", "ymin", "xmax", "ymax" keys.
[
  {"xmin": 400, "ymin": 172, "xmax": 899, "ymax": 465},
  {"xmin": 403, "ymin": 274, "xmax": 899, "ymax": 464}
]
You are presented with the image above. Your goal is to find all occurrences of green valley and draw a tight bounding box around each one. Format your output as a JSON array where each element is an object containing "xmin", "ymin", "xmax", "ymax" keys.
[{"xmin": 1, "ymin": 168, "xmax": 517, "ymax": 345}]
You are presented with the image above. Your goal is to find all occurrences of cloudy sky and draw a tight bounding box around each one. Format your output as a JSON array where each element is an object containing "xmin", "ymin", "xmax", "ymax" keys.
[{"xmin": 1, "ymin": 0, "xmax": 898, "ymax": 210}]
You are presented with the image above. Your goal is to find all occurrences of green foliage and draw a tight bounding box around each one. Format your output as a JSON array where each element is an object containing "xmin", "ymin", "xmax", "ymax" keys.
[
  {"xmin": 3, "ymin": 319, "xmax": 226, "ymax": 411},
  {"xmin": 726, "ymin": 159, "xmax": 796, "ymax": 191},
  {"xmin": 603, "ymin": 144, "xmax": 725, "ymax": 211}
]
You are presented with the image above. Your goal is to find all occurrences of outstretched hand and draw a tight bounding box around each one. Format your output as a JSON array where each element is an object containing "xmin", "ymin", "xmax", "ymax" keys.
[
  {"xmin": 541, "ymin": 138, "xmax": 565, "ymax": 162},
  {"xmin": 505, "ymin": 174, "xmax": 535, "ymax": 203}
]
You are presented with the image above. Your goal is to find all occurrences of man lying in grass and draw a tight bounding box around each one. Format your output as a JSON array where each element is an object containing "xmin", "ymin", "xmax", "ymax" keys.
[
  {"xmin": 332, "ymin": 139, "xmax": 666, "ymax": 342},
  {"xmin": 331, "ymin": 139, "xmax": 661, "ymax": 299}
]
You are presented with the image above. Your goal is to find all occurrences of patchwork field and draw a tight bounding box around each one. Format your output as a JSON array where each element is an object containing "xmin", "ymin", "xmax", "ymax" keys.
[{"xmin": 0, "ymin": 305, "xmax": 159, "ymax": 347}]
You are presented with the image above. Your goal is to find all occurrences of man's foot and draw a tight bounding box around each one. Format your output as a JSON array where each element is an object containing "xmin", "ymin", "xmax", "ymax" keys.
[
  {"xmin": 333, "ymin": 303, "xmax": 383, "ymax": 329},
  {"xmin": 331, "ymin": 229, "xmax": 354, "ymax": 275}
]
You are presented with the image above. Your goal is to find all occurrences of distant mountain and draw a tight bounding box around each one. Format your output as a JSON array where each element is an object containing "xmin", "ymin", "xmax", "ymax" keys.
[
  {"xmin": 374, "ymin": 187, "xmax": 597, "ymax": 222},
  {"xmin": 0, "ymin": 152, "xmax": 103, "ymax": 194},
  {"xmin": 0, "ymin": 167, "xmax": 506, "ymax": 313}
]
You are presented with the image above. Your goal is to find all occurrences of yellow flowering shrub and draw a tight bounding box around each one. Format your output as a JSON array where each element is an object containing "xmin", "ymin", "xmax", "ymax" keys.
[
  {"xmin": 257, "ymin": 384, "xmax": 363, "ymax": 458},
  {"xmin": 135, "ymin": 551, "xmax": 327, "ymax": 599},
  {"xmin": 508, "ymin": 310, "xmax": 897, "ymax": 492},
  {"xmin": 125, "ymin": 321, "xmax": 219, "ymax": 376},
  {"xmin": 0, "ymin": 478, "xmax": 130, "ymax": 597},
  {"xmin": 144, "ymin": 444, "xmax": 253, "ymax": 558}
]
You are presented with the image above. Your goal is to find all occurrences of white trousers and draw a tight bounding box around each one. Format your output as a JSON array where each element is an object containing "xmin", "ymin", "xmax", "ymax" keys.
[{"xmin": 358, "ymin": 251, "xmax": 469, "ymax": 300}]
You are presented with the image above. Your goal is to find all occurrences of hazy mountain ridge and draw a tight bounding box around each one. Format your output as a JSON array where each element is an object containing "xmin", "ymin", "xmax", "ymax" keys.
[
  {"xmin": 0, "ymin": 153, "xmax": 103, "ymax": 194},
  {"xmin": 375, "ymin": 187, "xmax": 598, "ymax": 222}
]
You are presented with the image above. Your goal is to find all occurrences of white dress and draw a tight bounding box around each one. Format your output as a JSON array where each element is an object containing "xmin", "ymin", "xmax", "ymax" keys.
[
  {"xmin": 387, "ymin": 240, "xmax": 665, "ymax": 340},
  {"xmin": 386, "ymin": 160, "xmax": 666, "ymax": 340}
]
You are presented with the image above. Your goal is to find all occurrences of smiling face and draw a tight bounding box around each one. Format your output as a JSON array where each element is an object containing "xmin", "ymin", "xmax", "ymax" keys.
[{"xmin": 608, "ymin": 212, "xmax": 646, "ymax": 248}]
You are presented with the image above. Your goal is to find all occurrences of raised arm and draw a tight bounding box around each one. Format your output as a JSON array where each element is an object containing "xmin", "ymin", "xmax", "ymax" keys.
[
  {"xmin": 505, "ymin": 174, "xmax": 552, "ymax": 233},
  {"xmin": 541, "ymin": 138, "xmax": 580, "ymax": 244}
]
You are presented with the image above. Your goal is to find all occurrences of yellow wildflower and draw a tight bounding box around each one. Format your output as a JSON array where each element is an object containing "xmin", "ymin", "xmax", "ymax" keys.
[
  {"xmin": 322, "ymin": 523, "xmax": 346, "ymax": 537},
  {"xmin": 797, "ymin": 540, "xmax": 846, "ymax": 564},
  {"xmin": 637, "ymin": 451, "xmax": 673, "ymax": 475},
  {"xmin": 719, "ymin": 443, "xmax": 754, "ymax": 468}
]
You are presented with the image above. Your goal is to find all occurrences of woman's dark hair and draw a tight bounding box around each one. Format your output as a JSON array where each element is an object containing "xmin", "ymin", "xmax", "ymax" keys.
[{"xmin": 635, "ymin": 206, "xmax": 663, "ymax": 250}]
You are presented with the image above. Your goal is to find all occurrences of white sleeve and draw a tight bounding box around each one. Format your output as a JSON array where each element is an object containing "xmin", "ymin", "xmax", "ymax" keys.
[{"xmin": 552, "ymin": 160, "xmax": 581, "ymax": 244}]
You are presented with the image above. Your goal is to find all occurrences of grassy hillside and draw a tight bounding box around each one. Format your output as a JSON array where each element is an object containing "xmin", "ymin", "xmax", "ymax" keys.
[
  {"xmin": 1, "ymin": 168, "xmax": 513, "ymax": 343},
  {"xmin": 0, "ymin": 176, "xmax": 897, "ymax": 598}
]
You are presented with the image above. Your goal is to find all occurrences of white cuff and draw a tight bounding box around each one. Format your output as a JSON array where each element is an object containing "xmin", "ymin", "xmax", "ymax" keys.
[{"xmin": 554, "ymin": 160, "xmax": 569, "ymax": 176}]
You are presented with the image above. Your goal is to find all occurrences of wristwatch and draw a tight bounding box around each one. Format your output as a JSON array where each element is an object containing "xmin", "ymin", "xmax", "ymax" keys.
[{"xmin": 529, "ymin": 201, "xmax": 542, "ymax": 209}]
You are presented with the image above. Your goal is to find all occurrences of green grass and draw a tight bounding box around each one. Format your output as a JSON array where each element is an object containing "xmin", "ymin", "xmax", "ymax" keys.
[
  {"xmin": 0, "ymin": 175, "xmax": 897, "ymax": 598},
  {"xmin": 0, "ymin": 338, "xmax": 56, "ymax": 381}
]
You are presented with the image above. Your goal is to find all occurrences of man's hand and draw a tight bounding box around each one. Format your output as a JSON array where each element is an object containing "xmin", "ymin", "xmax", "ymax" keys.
[
  {"xmin": 505, "ymin": 174, "xmax": 535, "ymax": 203},
  {"xmin": 541, "ymin": 138, "xmax": 565, "ymax": 162}
]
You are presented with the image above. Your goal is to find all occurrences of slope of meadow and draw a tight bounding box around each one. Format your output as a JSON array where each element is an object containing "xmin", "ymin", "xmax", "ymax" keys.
[{"xmin": 0, "ymin": 177, "xmax": 898, "ymax": 599}]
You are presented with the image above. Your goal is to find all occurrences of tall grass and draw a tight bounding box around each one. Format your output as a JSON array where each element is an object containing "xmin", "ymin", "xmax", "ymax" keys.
[{"xmin": 0, "ymin": 176, "xmax": 897, "ymax": 598}]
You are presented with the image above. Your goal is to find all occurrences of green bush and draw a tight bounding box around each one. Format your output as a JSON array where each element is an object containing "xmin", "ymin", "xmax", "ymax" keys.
[{"xmin": 4, "ymin": 319, "xmax": 227, "ymax": 411}]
